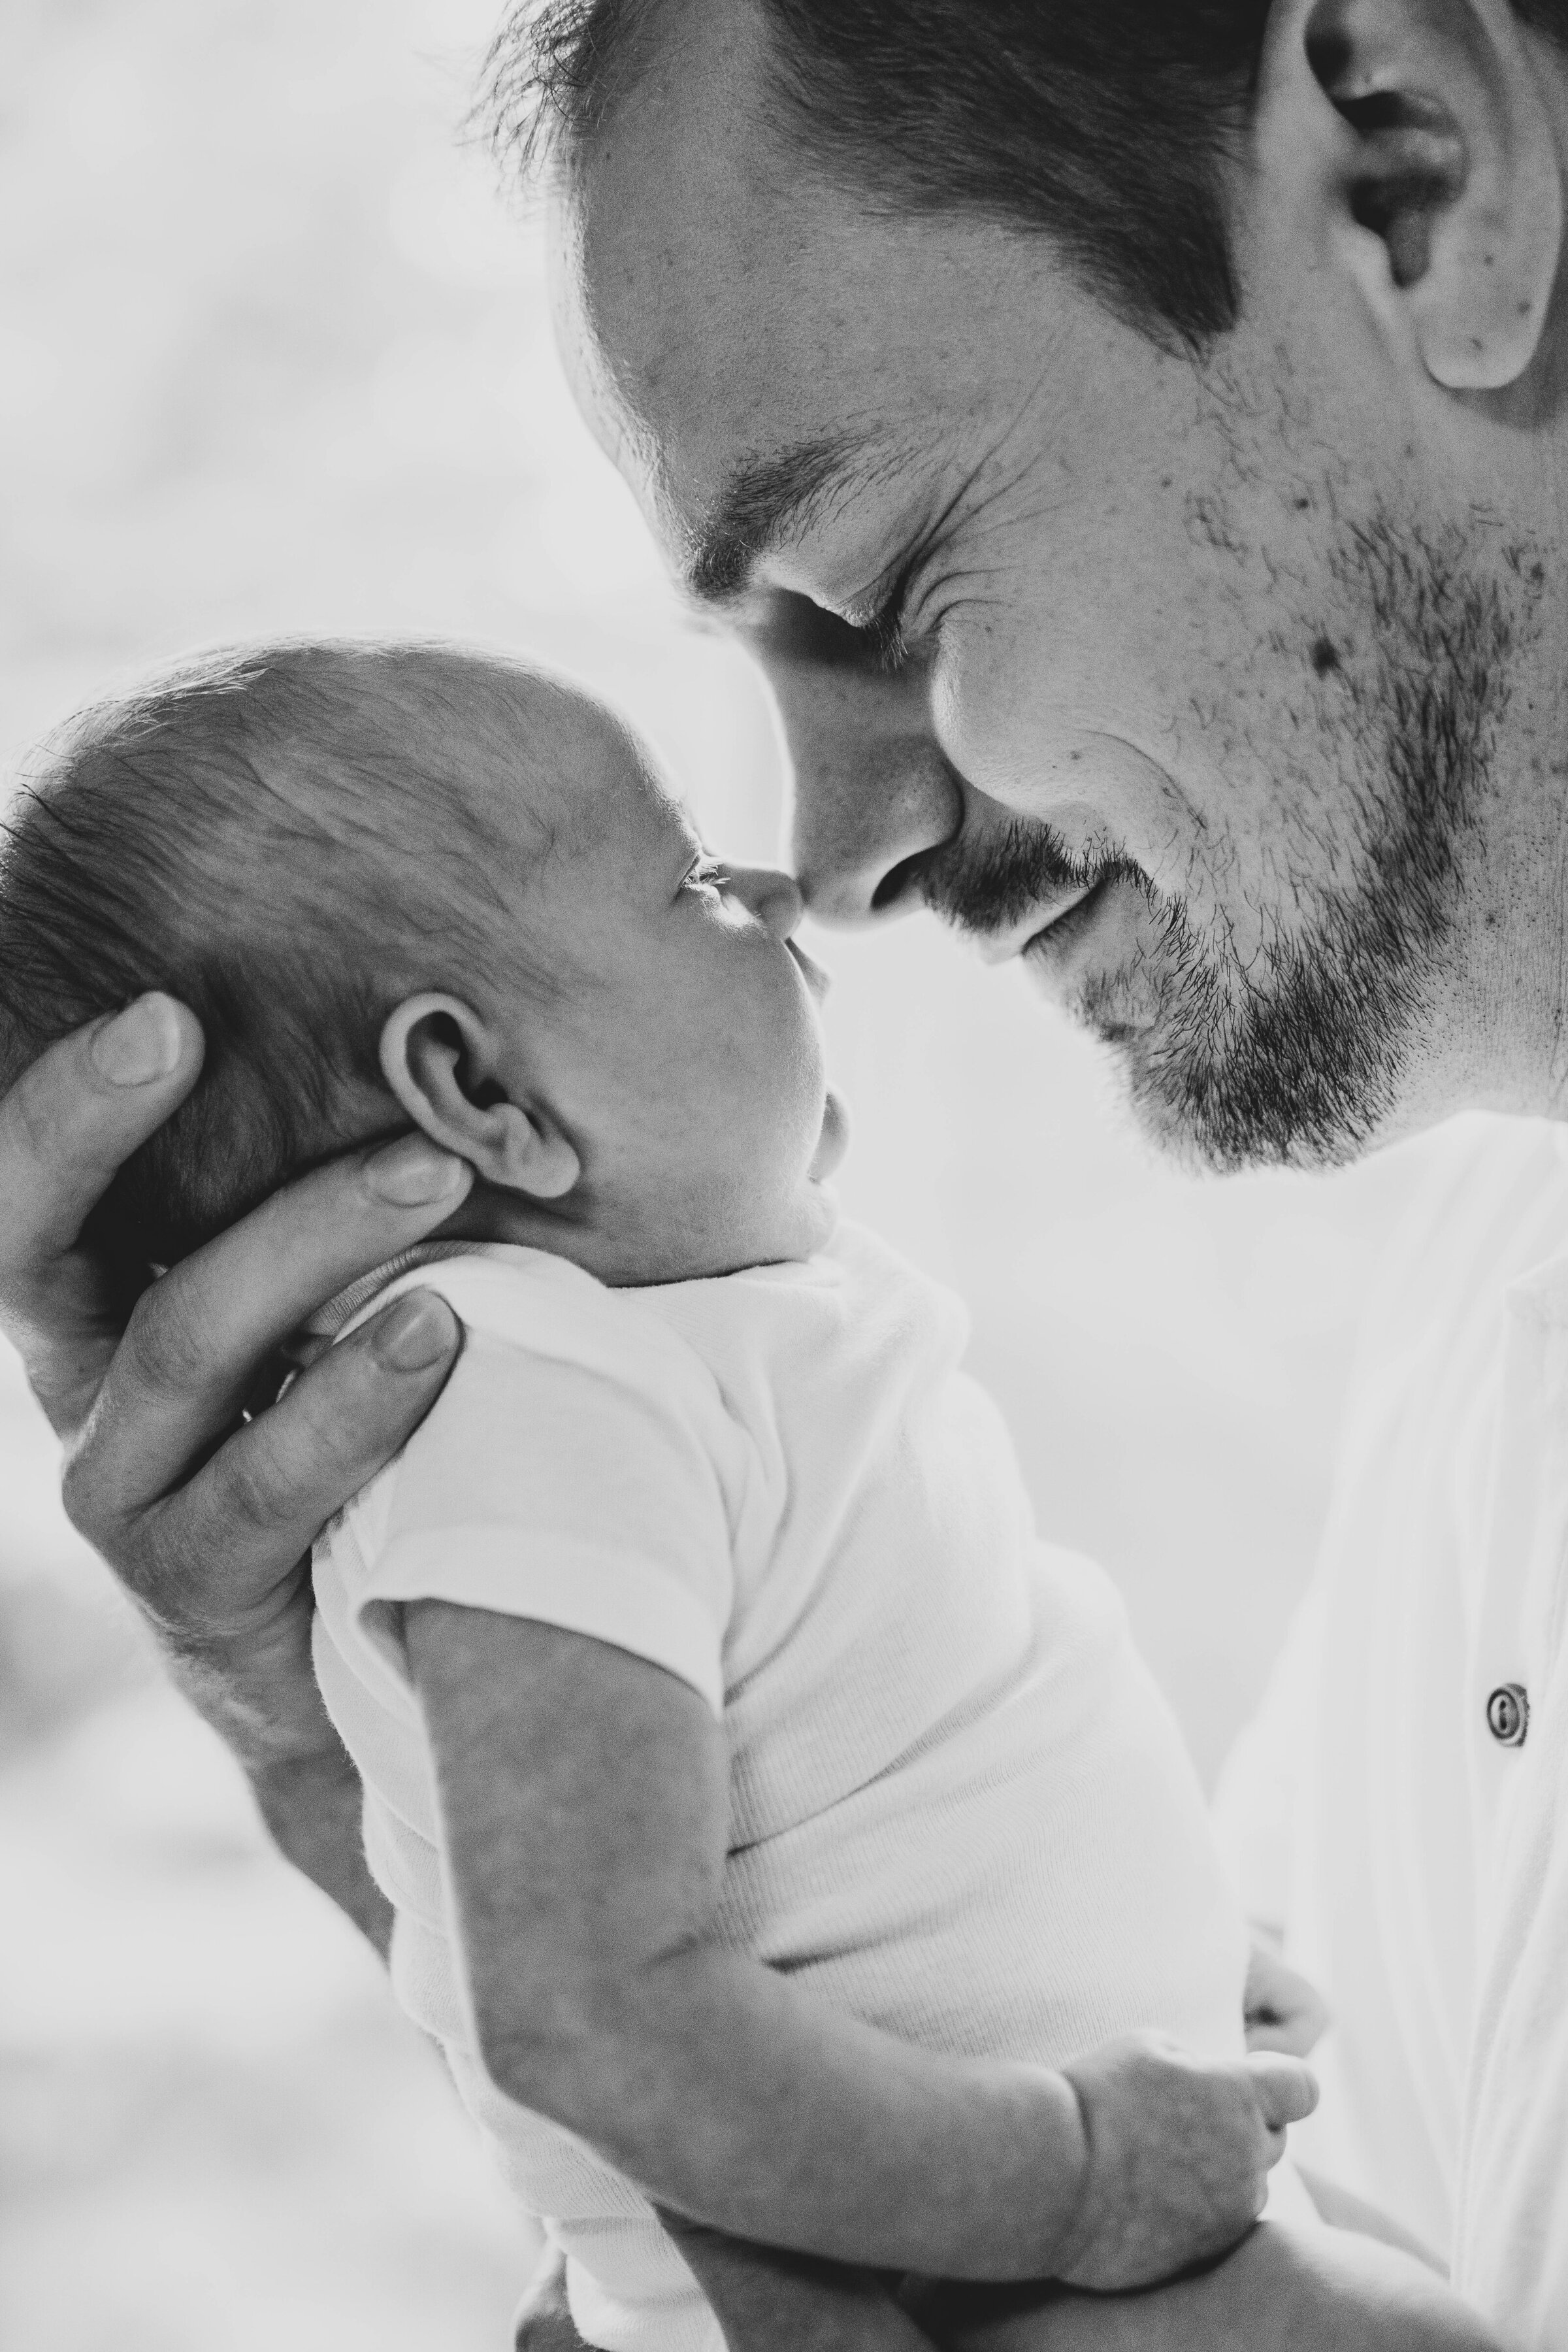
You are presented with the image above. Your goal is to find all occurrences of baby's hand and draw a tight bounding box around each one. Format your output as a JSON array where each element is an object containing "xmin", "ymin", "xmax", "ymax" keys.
[{"xmin": 1054, "ymin": 2032, "xmax": 1318, "ymax": 2291}]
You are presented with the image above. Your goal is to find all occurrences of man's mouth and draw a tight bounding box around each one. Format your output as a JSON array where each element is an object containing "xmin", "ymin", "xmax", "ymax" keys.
[
  {"xmin": 1019, "ymin": 870, "xmax": 1160, "ymax": 1045},
  {"xmin": 968, "ymin": 873, "xmax": 1109, "ymax": 967},
  {"xmin": 1024, "ymin": 872, "xmax": 1115, "ymax": 955}
]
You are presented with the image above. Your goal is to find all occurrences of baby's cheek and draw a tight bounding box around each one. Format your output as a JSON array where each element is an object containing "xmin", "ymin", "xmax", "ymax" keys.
[{"xmin": 785, "ymin": 1034, "xmax": 828, "ymax": 1161}]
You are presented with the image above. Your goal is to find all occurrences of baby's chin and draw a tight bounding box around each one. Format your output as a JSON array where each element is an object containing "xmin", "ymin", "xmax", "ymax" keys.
[
  {"xmin": 798, "ymin": 1178, "xmax": 841, "ymax": 1256},
  {"xmin": 808, "ymin": 1089, "xmax": 849, "ymax": 1183},
  {"xmin": 755, "ymin": 1170, "xmax": 842, "ymax": 1271}
]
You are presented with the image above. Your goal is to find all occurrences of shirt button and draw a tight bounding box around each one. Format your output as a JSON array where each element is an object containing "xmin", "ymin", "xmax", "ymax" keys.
[{"xmin": 1486, "ymin": 1683, "xmax": 1529, "ymax": 1747}]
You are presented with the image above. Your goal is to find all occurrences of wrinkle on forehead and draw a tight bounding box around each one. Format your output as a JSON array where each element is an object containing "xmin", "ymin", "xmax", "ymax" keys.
[
  {"xmin": 568, "ymin": 160, "xmax": 1077, "ymax": 529},
  {"xmin": 560, "ymin": 9, "xmax": 965, "ymax": 490},
  {"xmin": 554, "ymin": 0, "xmax": 1105, "ymax": 611}
]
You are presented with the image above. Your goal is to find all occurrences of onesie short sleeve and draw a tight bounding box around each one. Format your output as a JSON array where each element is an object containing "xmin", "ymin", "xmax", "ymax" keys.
[{"xmin": 333, "ymin": 1251, "xmax": 740, "ymax": 1715}]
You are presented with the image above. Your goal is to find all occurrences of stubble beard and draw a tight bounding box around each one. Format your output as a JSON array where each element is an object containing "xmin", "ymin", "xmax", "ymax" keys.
[
  {"xmin": 1114, "ymin": 512, "xmax": 1532, "ymax": 1170},
  {"xmin": 933, "ymin": 508, "xmax": 1533, "ymax": 1173}
]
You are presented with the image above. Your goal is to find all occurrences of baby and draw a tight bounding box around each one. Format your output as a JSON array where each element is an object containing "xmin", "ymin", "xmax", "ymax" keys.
[{"xmin": 0, "ymin": 640, "xmax": 1314, "ymax": 2351}]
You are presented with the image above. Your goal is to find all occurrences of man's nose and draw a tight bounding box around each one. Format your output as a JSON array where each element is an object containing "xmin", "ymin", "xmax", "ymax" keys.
[{"xmin": 752, "ymin": 605, "xmax": 962, "ymax": 927}]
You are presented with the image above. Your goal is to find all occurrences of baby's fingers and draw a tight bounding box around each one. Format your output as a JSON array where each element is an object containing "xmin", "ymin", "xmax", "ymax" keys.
[{"xmin": 1246, "ymin": 2049, "xmax": 1320, "ymax": 2130}]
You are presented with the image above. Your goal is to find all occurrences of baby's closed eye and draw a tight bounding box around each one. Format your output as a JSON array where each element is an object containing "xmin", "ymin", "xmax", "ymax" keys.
[{"xmin": 685, "ymin": 854, "xmax": 733, "ymax": 896}]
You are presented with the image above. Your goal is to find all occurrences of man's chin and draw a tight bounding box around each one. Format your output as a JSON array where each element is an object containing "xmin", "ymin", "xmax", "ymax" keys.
[
  {"xmin": 1066, "ymin": 969, "xmax": 1394, "ymax": 1175},
  {"xmin": 1028, "ymin": 862, "xmax": 1439, "ymax": 1175},
  {"xmin": 1102, "ymin": 1019, "xmax": 1399, "ymax": 1176},
  {"xmin": 1083, "ymin": 1028, "xmax": 1238, "ymax": 1172}
]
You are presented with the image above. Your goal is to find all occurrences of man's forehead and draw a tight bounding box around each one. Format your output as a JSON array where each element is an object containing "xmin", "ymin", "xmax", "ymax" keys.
[
  {"xmin": 559, "ymin": 242, "xmax": 923, "ymax": 608},
  {"xmin": 559, "ymin": 198, "xmax": 1036, "ymax": 622},
  {"xmin": 554, "ymin": 5, "xmax": 1051, "ymax": 535},
  {"xmin": 563, "ymin": 187, "xmax": 902, "ymax": 532}
]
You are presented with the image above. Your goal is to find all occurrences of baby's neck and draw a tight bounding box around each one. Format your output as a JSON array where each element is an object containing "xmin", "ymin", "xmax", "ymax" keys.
[{"xmin": 425, "ymin": 1178, "xmax": 804, "ymax": 1289}]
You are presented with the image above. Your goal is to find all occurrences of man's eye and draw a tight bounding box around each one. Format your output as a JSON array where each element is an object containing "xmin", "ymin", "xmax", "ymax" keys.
[
  {"xmin": 687, "ymin": 856, "xmax": 732, "ymax": 893},
  {"xmin": 742, "ymin": 591, "xmax": 896, "ymax": 674},
  {"xmin": 852, "ymin": 553, "xmax": 924, "ymax": 676},
  {"xmin": 863, "ymin": 591, "xmax": 911, "ymax": 676}
]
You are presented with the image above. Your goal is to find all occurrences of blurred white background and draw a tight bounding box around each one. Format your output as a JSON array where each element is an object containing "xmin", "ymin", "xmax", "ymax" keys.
[{"xmin": 0, "ymin": 1, "xmax": 1427, "ymax": 2344}]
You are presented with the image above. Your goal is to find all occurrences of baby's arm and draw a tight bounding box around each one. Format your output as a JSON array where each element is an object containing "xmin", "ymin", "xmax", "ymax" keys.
[{"xmin": 405, "ymin": 1600, "xmax": 1312, "ymax": 2287}]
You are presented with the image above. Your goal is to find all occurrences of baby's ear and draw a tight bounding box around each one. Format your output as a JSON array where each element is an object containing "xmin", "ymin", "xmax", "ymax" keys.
[{"xmin": 379, "ymin": 993, "xmax": 579, "ymax": 1201}]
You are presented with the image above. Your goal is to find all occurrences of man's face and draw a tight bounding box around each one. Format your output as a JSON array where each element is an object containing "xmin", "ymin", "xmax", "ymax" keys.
[{"xmin": 552, "ymin": 0, "xmax": 1550, "ymax": 1170}]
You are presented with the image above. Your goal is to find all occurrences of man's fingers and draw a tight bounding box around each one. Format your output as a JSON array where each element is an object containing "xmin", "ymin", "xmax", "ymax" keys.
[
  {"xmin": 0, "ymin": 1001, "xmax": 206, "ymax": 1438},
  {"xmin": 1245, "ymin": 2051, "xmax": 1320, "ymax": 2130},
  {"xmin": 121, "ymin": 1291, "xmax": 463, "ymax": 1638},
  {"xmin": 0, "ymin": 998, "xmax": 202, "ymax": 1289},
  {"xmin": 74, "ymin": 1136, "xmax": 472, "ymax": 1536}
]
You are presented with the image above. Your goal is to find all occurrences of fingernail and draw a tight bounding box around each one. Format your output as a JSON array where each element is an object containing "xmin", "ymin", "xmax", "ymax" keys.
[
  {"xmin": 90, "ymin": 995, "xmax": 185, "ymax": 1085},
  {"xmin": 375, "ymin": 1293, "xmax": 458, "ymax": 1371},
  {"xmin": 366, "ymin": 1136, "xmax": 469, "ymax": 1207}
]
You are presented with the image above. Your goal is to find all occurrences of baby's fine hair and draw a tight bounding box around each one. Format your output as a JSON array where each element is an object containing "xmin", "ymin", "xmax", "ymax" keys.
[{"xmin": 0, "ymin": 640, "xmax": 554, "ymax": 1269}]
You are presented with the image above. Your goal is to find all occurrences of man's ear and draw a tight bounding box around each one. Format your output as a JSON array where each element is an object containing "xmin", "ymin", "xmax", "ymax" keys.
[
  {"xmin": 379, "ymin": 993, "xmax": 580, "ymax": 1201},
  {"xmin": 1259, "ymin": 0, "xmax": 1563, "ymax": 388}
]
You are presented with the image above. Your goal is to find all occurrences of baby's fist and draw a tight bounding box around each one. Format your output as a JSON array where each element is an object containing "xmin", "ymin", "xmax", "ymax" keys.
[{"xmin": 1055, "ymin": 2032, "xmax": 1317, "ymax": 2291}]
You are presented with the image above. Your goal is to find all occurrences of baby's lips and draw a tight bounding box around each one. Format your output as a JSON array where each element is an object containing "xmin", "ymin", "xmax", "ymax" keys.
[{"xmin": 811, "ymin": 1089, "xmax": 849, "ymax": 1181}]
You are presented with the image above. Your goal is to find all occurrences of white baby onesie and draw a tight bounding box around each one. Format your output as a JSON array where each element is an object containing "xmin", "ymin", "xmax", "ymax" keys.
[{"xmin": 312, "ymin": 1223, "xmax": 1250, "ymax": 2352}]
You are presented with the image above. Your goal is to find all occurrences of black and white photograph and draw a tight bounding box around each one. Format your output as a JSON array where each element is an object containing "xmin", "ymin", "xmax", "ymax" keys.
[{"xmin": 0, "ymin": 3, "xmax": 1561, "ymax": 2347}]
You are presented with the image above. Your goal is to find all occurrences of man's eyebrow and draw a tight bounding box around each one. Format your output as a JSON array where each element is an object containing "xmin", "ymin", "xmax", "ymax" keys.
[{"xmin": 682, "ymin": 431, "xmax": 877, "ymax": 606}]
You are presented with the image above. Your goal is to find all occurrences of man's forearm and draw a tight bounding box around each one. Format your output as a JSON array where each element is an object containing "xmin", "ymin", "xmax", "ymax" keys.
[
  {"xmin": 248, "ymin": 1738, "xmax": 391, "ymax": 1958},
  {"xmin": 153, "ymin": 1608, "xmax": 391, "ymax": 1957},
  {"xmin": 515, "ymin": 2238, "xmax": 937, "ymax": 2352},
  {"xmin": 666, "ymin": 2223, "xmax": 935, "ymax": 2352},
  {"xmin": 528, "ymin": 2219, "xmax": 1502, "ymax": 2352},
  {"xmin": 909, "ymin": 2221, "xmax": 1501, "ymax": 2352}
]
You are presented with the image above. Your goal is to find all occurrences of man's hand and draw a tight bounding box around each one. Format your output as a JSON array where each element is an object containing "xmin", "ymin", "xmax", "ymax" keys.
[{"xmin": 0, "ymin": 999, "xmax": 472, "ymax": 1928}]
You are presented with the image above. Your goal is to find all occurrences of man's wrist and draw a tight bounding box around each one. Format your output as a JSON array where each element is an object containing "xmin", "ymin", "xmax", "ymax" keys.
[
  {"xmin": 164, "ymin": 1642, "xmax": 329, "ymax": 1767},
  {"xmin": 248, "ymin": 1738, "xmax": 392, "ymax": 1958},
  {"xmin": 154, "ymin": 1588, "xmax": 331, "ymax": 1769}
]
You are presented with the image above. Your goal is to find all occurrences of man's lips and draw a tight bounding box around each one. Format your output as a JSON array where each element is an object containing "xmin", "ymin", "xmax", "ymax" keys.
[
  {"xmin": 969, "ymin": 874, "xmax": 1107, "ymax": 967},
  {"xmin": 1020, "ymin": 870, "xmax": 1145, "ymax": 1019},
  {"xmin": 1022, "ymin": 872, "xmax": 1116, "ymax": 960}
]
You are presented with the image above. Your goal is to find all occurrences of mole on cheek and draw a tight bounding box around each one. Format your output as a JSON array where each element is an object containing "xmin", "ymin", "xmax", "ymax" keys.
[{"xmin": 1311, "ymin": 636, "xmax": 1341, "ymax": 678}]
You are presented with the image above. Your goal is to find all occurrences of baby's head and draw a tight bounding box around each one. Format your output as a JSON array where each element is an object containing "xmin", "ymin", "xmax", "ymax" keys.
[{"xmin": 0, "ymin": 640, "xmax": 845, "ymax": 1285}]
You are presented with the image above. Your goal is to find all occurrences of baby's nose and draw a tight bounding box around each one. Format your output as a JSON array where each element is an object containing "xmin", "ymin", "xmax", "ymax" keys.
[{"xmin": 732, "ymin": 865, "xmax": 804, "ymax": 938}]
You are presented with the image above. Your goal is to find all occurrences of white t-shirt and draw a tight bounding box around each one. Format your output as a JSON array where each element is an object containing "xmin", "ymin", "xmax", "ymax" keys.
[
  {"xmin": 1214, "ymin": 1116, "xmax": 1568, "ymax": 2349},
  {"xmin": 314, "ymin": 1223, "xmax": 1250, "ymax": 2352}
]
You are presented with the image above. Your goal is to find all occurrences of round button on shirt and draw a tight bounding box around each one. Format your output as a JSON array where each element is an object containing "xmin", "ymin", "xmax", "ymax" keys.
[
  {"xmin": 1215, "ymin": 1114, "xmax": 1568, "ymax": 2351},
  {"xmin": 1487, "ymin": 1685, "xmax": 1529, "ymax": 1749}
]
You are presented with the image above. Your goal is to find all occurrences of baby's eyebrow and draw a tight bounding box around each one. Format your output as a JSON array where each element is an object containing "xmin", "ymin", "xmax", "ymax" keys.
[{"xmin": 682, "ymin": 430, "xmax": 879, "ymax": 608}]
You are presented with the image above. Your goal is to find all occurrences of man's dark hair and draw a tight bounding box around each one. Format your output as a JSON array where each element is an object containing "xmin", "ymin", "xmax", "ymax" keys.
[
  {"xmin": 0, "ymin": 643, "xmax": 536, "ymax": 1270},
  {"xmin": 482, "ymin": 0, "xmax": 1568, "ymax": 350}
]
